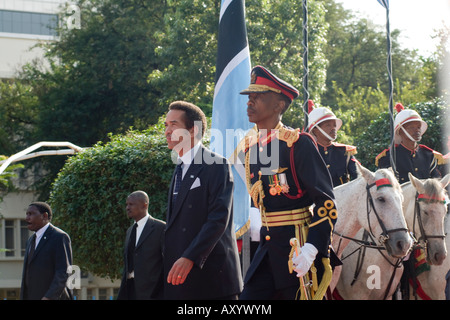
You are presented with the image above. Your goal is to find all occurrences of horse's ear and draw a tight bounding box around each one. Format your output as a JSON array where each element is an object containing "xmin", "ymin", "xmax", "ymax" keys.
[
  {"xmin": 440, "ymin": 174, "xmax": 450, "ymax": 189},
  {"xmin": 357, "ymin": 162, "xmax": 375, "ymax": 183},
  {"xmin": 409, "ymin": 172, "xmax": 425, "ymax": 193}
]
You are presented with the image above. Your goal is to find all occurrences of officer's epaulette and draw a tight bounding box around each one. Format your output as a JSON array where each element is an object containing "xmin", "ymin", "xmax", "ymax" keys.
[
  {"xmin": 333, "ymin": 142, "xmax": 357, "ymax": 156},
  {"xmin": 419, "ymin": 144, "xmax": 447, "ymax": 165},
  {"xmin": 278, "ymin": 126, "xmax": 300, "ymax": 147},
  {"xmin": 375, "ymin": 147, "xmax": 390, "ymax": 167}
]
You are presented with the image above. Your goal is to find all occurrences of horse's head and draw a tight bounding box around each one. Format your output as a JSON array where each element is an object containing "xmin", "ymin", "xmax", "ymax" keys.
[
  {"xmin": 357, "ymin": 163, "xmax": 412, "ymax": 258},
  {"xmin": 406, "ymin": 173, "xmax": 450, "ymax": 265}
]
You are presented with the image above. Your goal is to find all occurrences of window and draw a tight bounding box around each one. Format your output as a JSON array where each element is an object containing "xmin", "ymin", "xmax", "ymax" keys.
[
  {"xmin": 0, "ymin": 10, "xmax": 58, "ymax": 36},
  {"xmin": 0, "ymin": 219, "xmax": 32, "ymax": 259},
  {"xmin": 4, "ymin": 220, "xmax": 14, "ymax": 257}
]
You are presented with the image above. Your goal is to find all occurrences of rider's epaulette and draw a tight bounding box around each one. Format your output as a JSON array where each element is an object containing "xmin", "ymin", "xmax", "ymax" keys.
[
  {"xmin": 419, "ymin": 145, "xmax": 447, "ymax": 165},
  {"xmin": 278, "ymin": 127, "xmax": 300, "ymax": 147},
  {"xmin": 375, "ymin": 148, "xmax": 390, "ymax": 167},
  {"xmin": 333, "ymin": 142, "xmax": 357, "ymax": 156}
]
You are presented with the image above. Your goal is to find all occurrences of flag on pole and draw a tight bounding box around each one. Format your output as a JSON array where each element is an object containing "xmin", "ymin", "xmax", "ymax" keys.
[
  {"xmin": 211, "ymin": 0, "xmax": 252, "ymax": 237},
  {"xmin": 377, "ymin": 0, "xmax": 389, "ymax": 9}
]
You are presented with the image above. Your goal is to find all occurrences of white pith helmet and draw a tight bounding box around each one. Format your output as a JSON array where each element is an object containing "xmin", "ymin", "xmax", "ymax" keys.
[
  {"xmin": 393, "ymin": 103, "xmax": 427, "ymax": 143},
  {"xmin": 307, "ymin": 100, "xmax": 342, "ymax": 132}
]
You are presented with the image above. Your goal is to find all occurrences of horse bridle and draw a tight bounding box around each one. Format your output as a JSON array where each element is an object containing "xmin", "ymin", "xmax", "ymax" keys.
[
  {"xmin": 334, "ymin": 180, "xmax": 409, "ymax": 300},
  {"xmin": 334, "ymin": 178, "xmax": 408, "ymax": 253},
  {"xmin": 365, "ymin": 180, "xmax": 408, "ymax": 246},
  {"xmin": 412, "ymin": 192, "xmax": 447, "ymax": 247}
]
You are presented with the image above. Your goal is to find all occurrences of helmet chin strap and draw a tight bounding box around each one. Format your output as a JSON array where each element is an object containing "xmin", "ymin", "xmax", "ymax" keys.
[
  {"xmin": 401, "ymin": 126, "xmax": 421, "ymax": 142},
  {"xmin": 316, "ymin": 125, "xmax": 336, "ymax": 142}
]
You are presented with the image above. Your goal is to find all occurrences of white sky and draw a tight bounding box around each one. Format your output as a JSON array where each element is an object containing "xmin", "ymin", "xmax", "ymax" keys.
[{"xmin": 337, "ymin": 0, "xmax": 450, "ymax": 56}]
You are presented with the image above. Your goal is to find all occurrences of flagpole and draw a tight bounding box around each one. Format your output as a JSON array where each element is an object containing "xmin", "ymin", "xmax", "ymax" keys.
[
  {"xmin": 381, "ymin": 1, "xmax": 397, "ymax": 174},
  {"xmin": 302, "ymin": 0, "xmax": 309, "ymax": 131}
]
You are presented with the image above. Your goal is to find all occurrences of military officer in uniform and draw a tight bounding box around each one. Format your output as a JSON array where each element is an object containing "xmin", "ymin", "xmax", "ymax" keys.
[
  {"xmin": 307, "ymin": 101, "xmax": 358, "ymax": 187},
  {"xmin": 238, "ymin": 65, "xmax": 337, "ymax": 300},
  {"xmin": 376, "ymin": 103, "xmax": 446, "ymax": 183}
]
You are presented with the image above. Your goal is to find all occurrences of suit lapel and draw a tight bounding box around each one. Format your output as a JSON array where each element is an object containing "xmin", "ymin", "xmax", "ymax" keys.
[
  {"xmin": 136, "ymin": 217, "xmax": 153, "ymax": 249},
  {"xmin": 167, "ymin": 147, "xmax": 205, "ymax": 227},
  {"xmin": 29, "ymin": 224, "xmax": 54, "ymax": 263}
]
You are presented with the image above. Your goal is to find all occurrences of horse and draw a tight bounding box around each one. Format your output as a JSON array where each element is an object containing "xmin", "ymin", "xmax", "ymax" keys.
[
  {"xmin": 329, "ymin": 164, "xmax": 412, "ymax": 292},
  {"xmin": 333, "ymin": 173, "xmax": 450, "ymax": 300},
  {"xmin": 406, "ymin": 173, "xmax": 450, "ymax": 299}
]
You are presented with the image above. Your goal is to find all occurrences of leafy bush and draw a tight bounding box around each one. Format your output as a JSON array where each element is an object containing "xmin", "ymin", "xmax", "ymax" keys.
[{"xmin": 50, "ymin": 116, "xmax": 173, "ymax": 279}]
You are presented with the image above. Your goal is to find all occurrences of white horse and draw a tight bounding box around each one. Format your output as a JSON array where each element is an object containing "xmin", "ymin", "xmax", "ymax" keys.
[
  {"xmin": 334, "ymin": 173, "xmax": 450, "ymax": 300},
  {"xmin": 329, "ymin": 164, "xmax": 412, "ymax": 293},
  {"xmin": 406, "ymin": 174, "xmax": 450, "ymax": 299}
]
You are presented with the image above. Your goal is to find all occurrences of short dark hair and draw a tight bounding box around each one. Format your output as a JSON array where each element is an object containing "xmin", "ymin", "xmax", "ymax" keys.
[
  {"xmin": 128, "ymin": 190, "xmax": 149, "ymax": 204},
  {"xmin": 29, "ymin": 202, "xmax": 52, "ymax": 221},
  {"xmin": 168, "ymin": 101, "xmax": 207, "ymax": 138}
]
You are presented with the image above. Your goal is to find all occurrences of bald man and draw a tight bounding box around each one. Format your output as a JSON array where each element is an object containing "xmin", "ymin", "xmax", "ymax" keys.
[{"xmin": 117, "ymin": 191, "xmax": 166, "ymax": 300}]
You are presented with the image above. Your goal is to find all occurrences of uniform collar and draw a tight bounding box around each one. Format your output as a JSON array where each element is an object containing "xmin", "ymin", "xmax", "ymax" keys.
[
  {"xmin": 400, "ymin": 143, "xmax": 419, "ymax": 154},
  {"xmin": 256, "ymin": 122, "xmax": 283, "ymax": 147}
]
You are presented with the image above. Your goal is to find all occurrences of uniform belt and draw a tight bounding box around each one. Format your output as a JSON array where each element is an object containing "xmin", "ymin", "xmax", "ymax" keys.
[
  {"xmin": 261, "ymin": 207, "xmax": 311, "ymax": 227},
  {"xmin": 127, "ymin": 271, "xmax": 135, "ymax": 279}
]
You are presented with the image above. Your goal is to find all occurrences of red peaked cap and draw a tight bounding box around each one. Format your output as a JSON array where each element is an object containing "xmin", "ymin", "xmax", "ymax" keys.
[{"xmin": 240, "ymin": 65, "xmax": 299, "ymax": 102}]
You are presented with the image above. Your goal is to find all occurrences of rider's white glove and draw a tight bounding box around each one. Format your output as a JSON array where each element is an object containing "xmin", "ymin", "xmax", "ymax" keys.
[{"xmin": 292, "ymin": 243, "xmax": 318, "ymax": 277}]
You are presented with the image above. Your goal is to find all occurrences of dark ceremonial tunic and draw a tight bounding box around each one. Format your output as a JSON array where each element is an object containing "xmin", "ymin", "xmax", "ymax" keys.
[
  {"xmin": 317, "ymin": 142, "xmax": 358, "ymax": 187},
  {"xmin": 376, "ymin": 144, "xmax": 445, "ymax": 183},
  {"xmin": 241, "ymin": 123, "xmax": 337, "ymax": 290}
]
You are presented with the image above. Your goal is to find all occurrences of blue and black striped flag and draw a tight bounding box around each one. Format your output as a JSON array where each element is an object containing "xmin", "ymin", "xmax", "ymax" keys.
[
  {"xmin": 211, "ymin": 0, "xmax": 252, "ymax": 237},
  {"xmin": 377, "ymin": 0, "xmax": 389, "ymax": 9}
]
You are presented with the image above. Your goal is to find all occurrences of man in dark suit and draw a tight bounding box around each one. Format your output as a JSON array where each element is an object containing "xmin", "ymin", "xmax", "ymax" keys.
[
  {"xmin": 21, "ymin": 202, "xmax": 73, "ymax": 300},
  {"xmin": 163, "ymin": 100, "xmax": 243, "ymax": 300},
  {"xmin": 117, "ymin": 191, "xmax": 166, "ymax": 300}
]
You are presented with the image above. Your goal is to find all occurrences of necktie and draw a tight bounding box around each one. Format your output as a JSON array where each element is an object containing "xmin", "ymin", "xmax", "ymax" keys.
[
  {"xmin": 28, "ymin": 234, "xmax": 36, "ymax": 264},
  {"xmin": 172, "ymin": 161, "xmax": 183, "ymax": 206},
  {"xmin": 127, "ymin": 223, "xmax": 137, "ymax": 272}
]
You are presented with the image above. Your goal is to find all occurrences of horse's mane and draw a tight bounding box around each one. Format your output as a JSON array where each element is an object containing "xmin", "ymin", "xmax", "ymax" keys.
[{"xmin": 402, "ymin": 177, "xmax": 445, "ymax": 198}]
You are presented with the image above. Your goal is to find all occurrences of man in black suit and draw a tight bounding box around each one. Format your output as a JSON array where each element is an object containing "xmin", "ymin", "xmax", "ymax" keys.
[
  {"xmin": 21, "ymin": 202, "xmax": 73, "ymax": 300},
  {"xmin": 163, "ymin": 100, "xmax": 243, "ymax": 300},
  {"xmin": 117, "ymin": 190, "xmax": 166, "ymax": 300}
]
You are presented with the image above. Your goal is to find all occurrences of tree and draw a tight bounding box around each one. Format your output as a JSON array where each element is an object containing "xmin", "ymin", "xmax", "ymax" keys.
[{"xmin": 246, "ymin": 0, "xmax": 328, "ymax": 128}]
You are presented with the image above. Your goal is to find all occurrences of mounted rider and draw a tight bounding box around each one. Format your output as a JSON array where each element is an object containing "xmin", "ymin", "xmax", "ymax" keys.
[
  {"xmin": 307, "ymin": 101, "xmax": 358, "ymax": 187},
  {"xmin": 375, "ymin": 103, "xmax": 446, "ymax": 183}
]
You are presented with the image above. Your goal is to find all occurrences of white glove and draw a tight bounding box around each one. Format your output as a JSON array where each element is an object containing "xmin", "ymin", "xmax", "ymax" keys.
[{"xmin": 292, "ymin": 243, "xmax": 318, "ymax": 277}]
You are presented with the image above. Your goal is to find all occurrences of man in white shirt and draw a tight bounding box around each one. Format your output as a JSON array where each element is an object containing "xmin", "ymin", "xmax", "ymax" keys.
[{"xmin": 117, "ymin": 191, "xmax": 166, "ymax": 300}]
